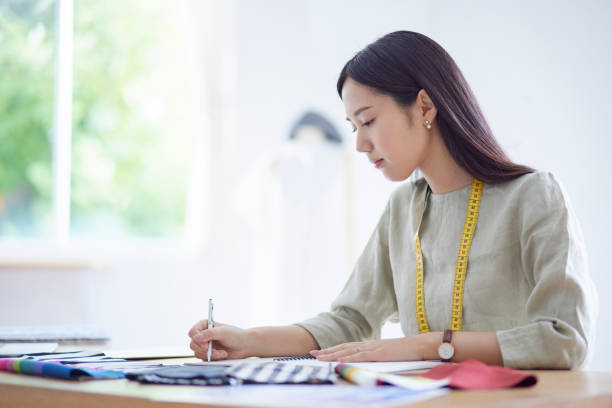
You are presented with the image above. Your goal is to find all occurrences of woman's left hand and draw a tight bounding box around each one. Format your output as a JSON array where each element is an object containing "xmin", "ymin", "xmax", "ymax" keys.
[{"xmin": 310, "ymin": 334, "xmax": 432, "ymax": 362}]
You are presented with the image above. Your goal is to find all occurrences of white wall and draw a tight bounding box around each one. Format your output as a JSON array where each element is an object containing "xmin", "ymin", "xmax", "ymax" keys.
[{"xmin": 1, "ymin": 0, "xmax": 610, "ymax": 370}]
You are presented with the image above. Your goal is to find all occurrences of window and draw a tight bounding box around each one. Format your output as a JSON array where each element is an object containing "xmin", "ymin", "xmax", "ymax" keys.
[
  {"xmin": 0, "ymin": 0, "xmax": 210, "ymax": 251},
  {"xmin": 0, "ymin": 0, "xmax": 55, "ymax": 237}
]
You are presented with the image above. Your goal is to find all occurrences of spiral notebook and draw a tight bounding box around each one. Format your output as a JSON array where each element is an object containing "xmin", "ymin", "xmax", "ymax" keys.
[{"xmin": 187, "ymin": 355, "xmax": 445, "ymax": 373}]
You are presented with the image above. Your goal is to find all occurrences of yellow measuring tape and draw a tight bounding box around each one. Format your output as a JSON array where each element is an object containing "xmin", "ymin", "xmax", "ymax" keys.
[{"xmin": 414, "ymin": 179, "xmax": 484, "ymax": 334}]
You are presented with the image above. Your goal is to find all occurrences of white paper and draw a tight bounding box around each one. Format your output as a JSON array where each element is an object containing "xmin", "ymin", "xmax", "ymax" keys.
[
  {"xmin": 152, "ymin": 384, "xmax": 448, "ymax": 408},
  {"xmin": 0, "ymin": 342, "xmax": 58, "ymax": 356},
  {"xmin": 104, "ymin": 346, "xmax": 193, "ymax": 360}
]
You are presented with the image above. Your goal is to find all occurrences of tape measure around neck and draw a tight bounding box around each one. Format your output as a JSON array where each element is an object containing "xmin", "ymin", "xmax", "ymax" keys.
[{"xmin": 414, "ymin": 179, "xmax": 484, "ymax": 334}]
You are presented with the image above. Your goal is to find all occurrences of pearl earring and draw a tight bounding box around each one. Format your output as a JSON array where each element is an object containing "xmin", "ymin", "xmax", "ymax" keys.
[{"xmin": 425, "ymin": 120, "xmax": 432, "ymax": 129}]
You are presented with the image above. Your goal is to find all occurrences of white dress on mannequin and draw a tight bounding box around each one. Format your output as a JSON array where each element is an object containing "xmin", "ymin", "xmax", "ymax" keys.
[{"xmin": 234, "ymin": 126, "xmax": 350, "ymax": 325}]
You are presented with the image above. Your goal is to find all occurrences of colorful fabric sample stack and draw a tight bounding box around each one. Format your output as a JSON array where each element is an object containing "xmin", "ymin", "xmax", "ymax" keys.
[{"xmin": 0, "ymin": 358, "xmax": 124, "ymax": 380}]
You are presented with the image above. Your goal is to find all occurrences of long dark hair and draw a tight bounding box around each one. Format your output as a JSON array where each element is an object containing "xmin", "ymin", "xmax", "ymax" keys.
[{"xmin": 337, "ymin": 31, "xmax": 534, "ymax": 184}]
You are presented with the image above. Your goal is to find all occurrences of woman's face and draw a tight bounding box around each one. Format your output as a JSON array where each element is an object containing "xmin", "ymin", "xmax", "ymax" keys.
[{"xmin": 342, "ymin": 78, "xmax": 430, "ymax": 182}]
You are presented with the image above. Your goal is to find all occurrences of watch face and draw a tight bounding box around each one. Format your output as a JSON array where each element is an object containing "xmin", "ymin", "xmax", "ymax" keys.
[{"xmin": 438, "ymin": 342, "xmax": 455, "ymax": 360}]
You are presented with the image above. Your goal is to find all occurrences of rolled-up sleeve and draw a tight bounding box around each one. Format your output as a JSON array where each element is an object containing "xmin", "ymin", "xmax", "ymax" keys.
[
  {"xmin": 296, "ymin": 202, "xmax": 398, "ymax": 349},
  {"xmin": 497, "ymin": 173, "xmax": 598, "ymax": 369}
]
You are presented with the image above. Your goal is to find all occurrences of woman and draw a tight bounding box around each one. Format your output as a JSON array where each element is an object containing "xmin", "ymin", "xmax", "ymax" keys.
[{"xmin": 189, "ymin": 31, "xmax": 597, "ymax": 369}]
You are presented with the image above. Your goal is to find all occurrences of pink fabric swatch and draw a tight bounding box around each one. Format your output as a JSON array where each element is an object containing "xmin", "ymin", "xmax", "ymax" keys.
[{"xmin": 420, "ymin": 359, "xmax": 537, "ymax": 389}]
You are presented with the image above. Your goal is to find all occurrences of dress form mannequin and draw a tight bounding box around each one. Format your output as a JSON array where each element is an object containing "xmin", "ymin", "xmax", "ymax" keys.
[
  {"xmin": 234, "ymin": 112, "xmax": 349, "ymax": 325},
  {"xmin": 293, "ymin": 125, "xmax": 326, "ymax": 145}
]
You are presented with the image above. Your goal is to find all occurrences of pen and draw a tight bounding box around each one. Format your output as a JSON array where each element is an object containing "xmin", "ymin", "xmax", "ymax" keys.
[{"xmin": 207, "ymin": 298, "xmax": 214, "ymax": 362}]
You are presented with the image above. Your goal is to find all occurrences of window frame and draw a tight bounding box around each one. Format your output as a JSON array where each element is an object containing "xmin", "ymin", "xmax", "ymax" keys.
[{"xmin": 0, "ymin": 0, "xmax": 218, "ymax": 268}]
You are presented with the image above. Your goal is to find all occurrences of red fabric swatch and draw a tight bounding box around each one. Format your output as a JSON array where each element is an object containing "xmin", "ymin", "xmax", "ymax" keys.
[{"xmin": 420, "ymin": 359, "xmax": 537, "ymax": 389}]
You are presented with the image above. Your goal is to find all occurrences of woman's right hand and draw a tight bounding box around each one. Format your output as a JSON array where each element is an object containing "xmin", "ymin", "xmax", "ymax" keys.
[{"xmin": 188, "ymin": 320, "xmax": 251, "ymax": 361}]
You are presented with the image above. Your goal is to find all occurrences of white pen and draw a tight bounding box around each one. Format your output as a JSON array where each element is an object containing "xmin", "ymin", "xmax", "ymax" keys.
[{"xmin": 207, "ymin": 298, "xmax": 214, "ymax": 362}]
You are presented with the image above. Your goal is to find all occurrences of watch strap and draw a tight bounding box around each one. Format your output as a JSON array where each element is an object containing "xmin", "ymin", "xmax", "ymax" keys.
[{"xmin": 439, "ymin": 329, "xmax": 454, "ymax": 362}]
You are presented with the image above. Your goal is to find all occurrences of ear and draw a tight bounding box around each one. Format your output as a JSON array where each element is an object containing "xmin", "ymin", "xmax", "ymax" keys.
[{"xmin": 416, "ymin": 89, "xmax": 437, "ymax": 122}]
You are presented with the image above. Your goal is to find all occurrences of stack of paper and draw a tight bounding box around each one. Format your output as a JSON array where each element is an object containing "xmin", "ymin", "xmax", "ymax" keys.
[
  {"xmin": 0, "ymin": 342, "xmax": 58, "ymax": 356},
  {"xmin": 0, "ymin": 325, "xmax": 110, "ymax": 343}
]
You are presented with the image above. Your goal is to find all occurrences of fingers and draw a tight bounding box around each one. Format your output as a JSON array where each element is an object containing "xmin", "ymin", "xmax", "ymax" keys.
[
  {"xmin": 193, "ymin": 327, "xmax": 222, "ymax": 344},
  {"xmin": 189, "ymin": 339, "xmax": 229, "ymax": 361},
  {"xmin": 312, "ymin": 343, "xmax": 368, "ymax": 362},
  {"xmin": 336, "ymin": 350, "xmax": 368, "ymax": 363},
  {"xmin": 190, "ymin": 339, "xmax": 206, "ymax": 359},
  {"xmin": 312, "ymin": 341, "xmax": 361, "ymax": 356},
  {"xmin": 191, "ymin": 327, "xmax": 228, "ymax": 356},
  {"xmin": 312, "ymin": 342, "xmax": 352, "ymax": 355},
  {"xmin": 188, "ymin": 319, "xmax": 209, "ymax": 338},
  {"xmin": 188, "ymin": 321, "xmax": 239, "ymax": 361},
  {"xmin": 211, "ymin": 348, "xmax": 228, "ymax": 360},
  {"xmin": 189, "ymin": 320, "xmax": 226, "ymax": 338},
  {"xmin": 317, "ymin": 348, "xmax": 361, "ymax": 361}
]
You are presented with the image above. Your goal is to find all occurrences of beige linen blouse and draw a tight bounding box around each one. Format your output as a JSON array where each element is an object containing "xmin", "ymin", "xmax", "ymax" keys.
[{"xmin": 297, "ymin": 171, "xmax": 597, "ymax": 369}]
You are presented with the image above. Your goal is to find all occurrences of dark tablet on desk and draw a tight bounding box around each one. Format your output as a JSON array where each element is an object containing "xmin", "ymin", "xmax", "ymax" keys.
[{"xmin": 126, "ymin": 365, "xmax": 233, "ymax": 386}]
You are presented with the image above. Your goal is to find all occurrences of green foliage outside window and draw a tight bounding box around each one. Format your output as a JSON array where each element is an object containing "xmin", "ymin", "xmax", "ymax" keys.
[
  {"xmin": 0, "ymin": 0, "xmax": 55, "ymax": 236},
  {"xmin": 0, "ymin": 0, "xmax": 196, "ymax": 238}
]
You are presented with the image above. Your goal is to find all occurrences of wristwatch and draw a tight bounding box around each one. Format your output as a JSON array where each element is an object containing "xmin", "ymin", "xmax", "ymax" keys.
[{"xmin": 438, "ymin": 329, "xmax": 455, "ymax": 362}]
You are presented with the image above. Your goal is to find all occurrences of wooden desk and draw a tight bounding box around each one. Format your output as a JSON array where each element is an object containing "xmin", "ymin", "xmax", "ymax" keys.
[{"xmin": 1, "ymin": 359, "xmax": 612, "ymax": 408}]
